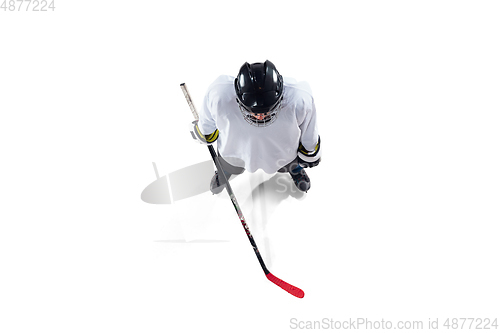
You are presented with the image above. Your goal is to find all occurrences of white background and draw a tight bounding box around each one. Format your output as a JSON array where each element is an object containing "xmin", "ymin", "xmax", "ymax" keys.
[{"xmin": 1, "ymin": 1, "xmax": 499, "ymax": 332}]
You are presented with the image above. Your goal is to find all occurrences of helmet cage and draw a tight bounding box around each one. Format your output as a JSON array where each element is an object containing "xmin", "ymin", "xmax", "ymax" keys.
[{"xmin": 237, "ymin": 96, "xmax": 283, "ymax": 127}]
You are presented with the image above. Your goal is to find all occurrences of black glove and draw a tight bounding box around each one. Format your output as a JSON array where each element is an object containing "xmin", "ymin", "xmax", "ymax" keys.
[{"xmin": 297, "ymin": 136, "xmax": 321, "ymax": 168}]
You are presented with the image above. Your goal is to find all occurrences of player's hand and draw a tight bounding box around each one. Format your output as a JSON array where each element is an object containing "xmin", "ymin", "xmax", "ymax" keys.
[
  {"xmin": 189, "ymin": 120, "xmax": 219, "ymax": 145},
  {"xmin": 297, "ymin": 137, "xmax": 321, "ymax": 168}
]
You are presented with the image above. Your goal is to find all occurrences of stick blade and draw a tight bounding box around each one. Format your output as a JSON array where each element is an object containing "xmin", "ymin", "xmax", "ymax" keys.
[{"xmin": 266, "ymin": 273, "xmax": 305, "ymax": 298}]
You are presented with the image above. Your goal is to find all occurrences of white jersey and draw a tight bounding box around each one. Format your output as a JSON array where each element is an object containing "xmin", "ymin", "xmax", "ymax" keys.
[{"xmin": 198, "ymin": 75, "xmax": 319, "ymax": 174}]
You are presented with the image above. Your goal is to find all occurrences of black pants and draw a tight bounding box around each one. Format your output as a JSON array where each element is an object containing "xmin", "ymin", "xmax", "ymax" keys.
[{"xmin": 216, "ymin": 151, "xmax": 301, "ymax": 178}]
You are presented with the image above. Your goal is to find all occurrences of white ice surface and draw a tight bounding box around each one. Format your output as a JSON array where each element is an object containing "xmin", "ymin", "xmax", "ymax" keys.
[{"xmin": 1, "ymin": 2, "xmax": 499, "ymax": 332}]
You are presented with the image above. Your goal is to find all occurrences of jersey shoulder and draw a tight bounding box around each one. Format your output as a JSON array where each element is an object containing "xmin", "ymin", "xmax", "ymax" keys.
[
  {"xmin": 283, "ymin": 77, "xmax": 313, "ymax": 96},
  {"xmin": 206, "ymin": 75, "xmax": 235, "ymax": 98},
  {"xmin": 204, "ymin": 75, "xmax": 236, "ymax": 113},
  {"xmin": 283, "ymin": 77, "xmax": 314, "ymax": 108}
]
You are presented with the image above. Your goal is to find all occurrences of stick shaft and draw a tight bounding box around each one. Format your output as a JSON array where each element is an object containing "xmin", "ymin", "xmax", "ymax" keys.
[{"xmin": 206, "ymin": 144, "xmax": 270, "ymax": 274}]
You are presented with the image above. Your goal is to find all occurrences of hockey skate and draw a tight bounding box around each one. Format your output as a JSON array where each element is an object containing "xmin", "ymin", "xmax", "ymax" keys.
[
  {"xmin": 290, "ymin": 168, "xmax": 310, "ymax": 192},
  {"xmin": 210, "ymin": 171, "xmax": 229, "ymax": 195}
]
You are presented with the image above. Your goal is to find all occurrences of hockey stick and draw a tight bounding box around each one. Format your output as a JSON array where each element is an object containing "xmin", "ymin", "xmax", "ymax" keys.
[{"xmin": 180, "ymin": 83, "xmax": 304, "ymax": 298}]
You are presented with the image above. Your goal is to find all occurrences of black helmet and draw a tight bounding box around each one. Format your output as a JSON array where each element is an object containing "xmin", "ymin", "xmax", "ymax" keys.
[{"xmin": 234, "ymin": 60, "xmax": 284, "ymax": 127}]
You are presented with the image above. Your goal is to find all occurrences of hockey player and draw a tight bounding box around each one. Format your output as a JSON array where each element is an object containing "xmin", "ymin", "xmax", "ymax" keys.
[{"xmin": 190, "ymin": 60, "xmax": 321, "ymax": 194}]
